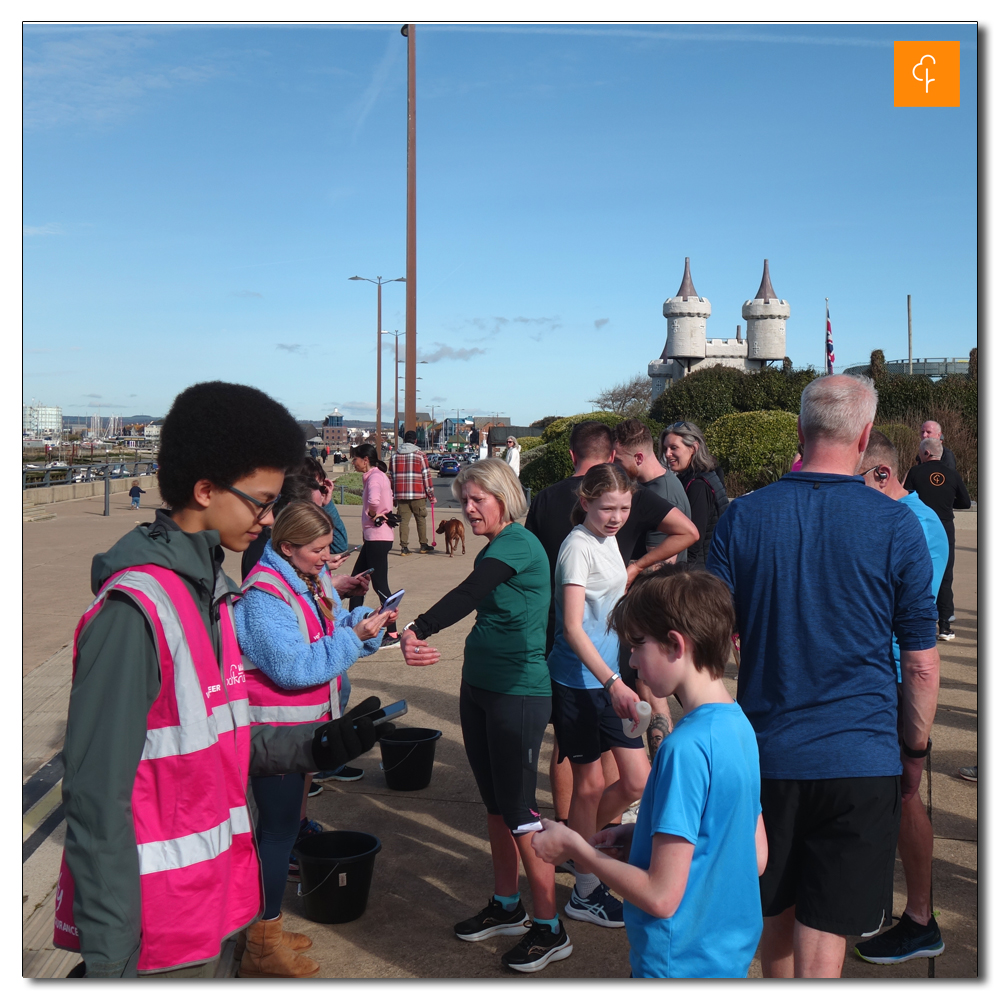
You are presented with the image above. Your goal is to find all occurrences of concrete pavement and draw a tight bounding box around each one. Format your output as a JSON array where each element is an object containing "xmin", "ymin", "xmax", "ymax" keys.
[{"xmin": 22, "ymin": 488, "xmax": 978, "ymax": 978}]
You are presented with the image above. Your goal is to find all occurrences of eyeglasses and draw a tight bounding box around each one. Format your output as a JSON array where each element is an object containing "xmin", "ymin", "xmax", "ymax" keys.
[
  {"xmin": 666, "ymin": 421, "xmax": 693, "ymax": 432},
  {"xmin": 226, "ymin": 485, "xmax": 281, "ymax": 521}
]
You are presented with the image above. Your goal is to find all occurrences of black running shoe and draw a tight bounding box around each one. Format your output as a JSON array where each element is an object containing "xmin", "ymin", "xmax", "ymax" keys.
[
  {"xmin": 501, "ymin": 921, "xmax": 574, "ymax": 973},
  {"xmin": 854, "ymin": 913, "xmax": 944, "ymax": 965},
  {"xmin": 454, "ymin": 898, "xmax": 531, "ymax": 942},
  {"xmin": 307, "ymin": 781, "xmax": 323, "ymax": 797}
]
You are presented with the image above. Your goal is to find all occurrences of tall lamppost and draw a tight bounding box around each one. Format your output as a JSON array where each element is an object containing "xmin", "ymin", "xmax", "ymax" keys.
[
  {"xmin": 349, "ymin": 274, "xmax": 404, "ymax": 454},
  {"xmin": 401, "ymin": 23, "xmax": 417, "ymax": 433}
]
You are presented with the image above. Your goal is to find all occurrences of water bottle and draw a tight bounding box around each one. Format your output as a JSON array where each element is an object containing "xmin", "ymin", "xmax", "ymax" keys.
[{"xmin": 622, "ymin": 700, "xmax": 652, "ymax": 739}]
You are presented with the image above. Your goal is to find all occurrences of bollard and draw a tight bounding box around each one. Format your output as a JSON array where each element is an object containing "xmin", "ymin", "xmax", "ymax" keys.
[
  {"xmin": 104, "ymin": 473, "xmax": 110, "ymax": 516},
  {"xmin": 525, "ymin": 487, "xmax": 532, "ymax": 506},
  {"xmin": 339, "ymin": 485, "xmax": 345, "ymax": 504}
]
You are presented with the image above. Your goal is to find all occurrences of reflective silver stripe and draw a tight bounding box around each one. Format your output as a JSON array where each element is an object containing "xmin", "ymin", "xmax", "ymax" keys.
[
  {"xmin": 247, "ymin": 702, "xmax": 331, "ymax": 724},
  {"xmin": 136, "ymin": 806, "xmax": 252, "ymax": 875},
  {"xmin": 144, "ymin": 699, "xmax": 251, "ymax": 758},
  {"xmin": 114, "ymin": 570, "xmax": 210, "ymax": 730},
  {"xmin": 242, "ymin": 570, "xmax": 312, "ymax": 642}
]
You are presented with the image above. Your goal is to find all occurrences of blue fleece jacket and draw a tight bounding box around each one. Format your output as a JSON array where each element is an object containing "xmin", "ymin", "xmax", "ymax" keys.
[{"xmin": 234, "ymin": 541, "xmax": 383, "ymax": 690}]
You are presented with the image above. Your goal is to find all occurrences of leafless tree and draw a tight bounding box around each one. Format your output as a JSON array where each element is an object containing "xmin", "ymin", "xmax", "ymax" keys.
[{"xmin": 589, "ymin": 373, "xmax": 652, "ymax": 417}]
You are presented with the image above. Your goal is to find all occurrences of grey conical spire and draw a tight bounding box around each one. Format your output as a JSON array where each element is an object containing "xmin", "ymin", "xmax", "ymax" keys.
[
  {"xmin": 676, "ymin": 257, "xmax": 698, "ymax": 300},
  {"xmin": 754, "ymin": 259, "xmax": 777, "ymax": 303}
]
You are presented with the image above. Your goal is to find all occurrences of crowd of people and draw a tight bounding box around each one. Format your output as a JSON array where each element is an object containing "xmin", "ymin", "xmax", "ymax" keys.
[{"xmin": 54, "ymin": 374, "xmax": 971, "ymax": 979}]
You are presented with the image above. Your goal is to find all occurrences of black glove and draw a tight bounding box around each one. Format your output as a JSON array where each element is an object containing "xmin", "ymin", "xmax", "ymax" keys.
[{"xmin": 311, "ymin": 697, "xmax": 395, "ymax": 770}]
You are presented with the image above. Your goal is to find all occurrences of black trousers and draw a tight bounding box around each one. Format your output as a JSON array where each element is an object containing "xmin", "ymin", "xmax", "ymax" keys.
[
  {"xmin": 937, "ymin": 519, "xmax": 956, "ymax": 624},
  {"xmin": 349, "ymin": 540, "xmax": 393, "ymax": 609}
]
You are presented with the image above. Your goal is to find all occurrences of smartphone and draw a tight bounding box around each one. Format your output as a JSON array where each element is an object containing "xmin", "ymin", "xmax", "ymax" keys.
[
  {"xmin": 379, "ymin": 589, "xmax": 405, "ymax": 615},
  {"xmin": 348, "ymin": 544, "xmax": 364, "ymax": 552},
  {"xmin": 359, "ymin": 699, "xmax": 408, "ymax": 725},
  {"xmin": 514, "ymin": 820, "xmax": 543, "ymax": 834},
  {"xmin": 355, "ymin": 567, "xmax": 376, "ymax": 578}
]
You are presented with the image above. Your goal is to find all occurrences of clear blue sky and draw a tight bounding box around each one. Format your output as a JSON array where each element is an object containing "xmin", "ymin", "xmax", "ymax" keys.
[{"xmin": 23, "ymin": 22, "xmax": 978, "ymax": 425}]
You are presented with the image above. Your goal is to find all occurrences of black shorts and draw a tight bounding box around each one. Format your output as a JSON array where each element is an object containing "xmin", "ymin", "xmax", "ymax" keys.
[
  {"xmin": 550, "ymin": 681, "xmax": 645, "ymax": 765},
  {"xmin": 459, "ymin": 681, "xmax": 550, "ymax": 832},
  {"xmin": 759, "ymin": 776, "xmax": 901, "ymax": 937}
]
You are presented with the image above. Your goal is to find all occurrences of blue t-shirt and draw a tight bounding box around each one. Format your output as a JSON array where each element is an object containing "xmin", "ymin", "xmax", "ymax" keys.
[
  {"xmin": 625, "ymin": 701, "xmax": 762, "ymax": 979},
  {"xmin": 894, "ymin": 492, "xmax": 949, "ymax": 681},
  {"xmin": 706, "ymin": 472, "xmax": 938, "ymax": 780}
]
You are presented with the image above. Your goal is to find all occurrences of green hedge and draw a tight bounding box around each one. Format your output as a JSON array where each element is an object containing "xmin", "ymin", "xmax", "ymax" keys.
[
  {"xmin": 649, "ymin": 364, "xmax": 819, "ymax": 429},
  {"xmin": 873, "ymin": 423, "xmax": 920, "ymax": 467},
  {"xmin": 516, "ymin": 436, "xmax": 543, "ymax": 452},
  {"xmin": 520, "ymin": 411, "xmax": 664, "ymax": 493},
  {"xmin": 704, "ymin": 410, "xmax": 800, "ymax": 493}
]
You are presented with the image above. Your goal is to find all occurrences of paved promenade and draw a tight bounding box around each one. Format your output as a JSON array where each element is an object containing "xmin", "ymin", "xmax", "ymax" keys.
[{"xmin": 22, "ymin": 484, "xmax": 978, "ymax": 978}]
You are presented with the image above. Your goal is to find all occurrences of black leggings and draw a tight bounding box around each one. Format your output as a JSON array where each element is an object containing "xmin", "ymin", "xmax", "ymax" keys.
[
  {"xmin": 349, "ymin": 540, "xmax": 393, "ymax": 610},
  {"xmin": 250, "ymin": 772, "xmax": 305, "ymax": 919},
  {"xmin": 459, "ymin": 680, "xmax": 551, "ymax": 831}
]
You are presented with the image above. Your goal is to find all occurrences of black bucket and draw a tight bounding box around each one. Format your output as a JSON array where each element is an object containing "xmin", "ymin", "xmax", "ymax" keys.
[
  {"xmin": 378, "ymin": 727, "xmax": 442, "ymax": 791},
  {"xmin": 292, "ymin": 831, "xmax": 381, "ymax": 924}
]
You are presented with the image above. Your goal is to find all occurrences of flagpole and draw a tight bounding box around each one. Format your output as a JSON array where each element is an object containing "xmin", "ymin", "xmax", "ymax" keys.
[{"xmin": 825, "ymin": 298, "xmax": 829, "ymax": 373}]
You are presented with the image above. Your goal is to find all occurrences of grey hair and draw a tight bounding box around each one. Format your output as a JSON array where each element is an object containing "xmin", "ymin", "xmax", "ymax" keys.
[
  {"xmin": 506, "ymin": 435, "xmax": 519, "ymax": 448},
  {"xmin": 658, "ymin": 421, "xmax": 717, "ymax": 474},
  {"xmin": 452, "ymin": 457, "xmax": 528, "ymax": 521},
  {"xmin": 920, "ymin": 438, "xmax": 944, "ymax": 459},
  {"xmin": 798, "ymin": 374, "xmax": 878, "ymax": 446},
  {"xmin": 922, "ymin": 420, "xmax": 943, "ymax": 440}
]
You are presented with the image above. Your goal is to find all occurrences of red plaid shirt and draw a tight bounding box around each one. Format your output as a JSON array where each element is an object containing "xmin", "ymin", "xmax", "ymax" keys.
[{"xmin": 389, "ymin": 447, "xmax": 434, "ymax": 501}]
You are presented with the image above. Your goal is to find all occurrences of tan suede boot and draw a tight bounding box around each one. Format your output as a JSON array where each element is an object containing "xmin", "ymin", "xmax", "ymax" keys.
[
  {"xmin": 238, "ymin": 916, "xmax": 320, "ymax": 978},
  {"xmin": 234, "ymin": 918, "xmax": 312, "ymax": 961}
]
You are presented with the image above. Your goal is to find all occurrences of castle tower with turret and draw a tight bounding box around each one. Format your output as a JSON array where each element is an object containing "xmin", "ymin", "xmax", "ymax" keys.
[
  {"xmin": 742, "ymin": 259, "xmax": 790, "ymax": 369},
  {"xmin": 649, "ymin": 257, "xmax": 791, "ymax": 402}
]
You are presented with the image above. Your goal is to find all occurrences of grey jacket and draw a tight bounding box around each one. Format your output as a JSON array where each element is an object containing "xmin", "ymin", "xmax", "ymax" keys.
[{"xmin": 62, "ymin": 510, "xmax": 322, "ymax": 977}]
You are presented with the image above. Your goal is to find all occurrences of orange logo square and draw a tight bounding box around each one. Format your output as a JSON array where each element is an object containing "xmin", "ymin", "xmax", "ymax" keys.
[{"xmin": 894, "ymin": 41, "xmax": 960, "ymax": 107}]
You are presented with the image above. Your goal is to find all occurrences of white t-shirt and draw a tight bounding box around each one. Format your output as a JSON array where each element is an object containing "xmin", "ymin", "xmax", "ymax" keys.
[{"xmin": 547, "ymin": 524, "xmax": 628, "ymax": 690}]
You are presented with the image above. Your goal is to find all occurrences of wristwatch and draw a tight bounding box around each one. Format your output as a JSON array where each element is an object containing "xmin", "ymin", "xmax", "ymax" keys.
[
  {"xmin": 901, "ymin": 738, "xmax": 932, "ymax": 759},
  {"xmin": 603, "ymin": 672, "xmax": 621, "ymax": 691}
]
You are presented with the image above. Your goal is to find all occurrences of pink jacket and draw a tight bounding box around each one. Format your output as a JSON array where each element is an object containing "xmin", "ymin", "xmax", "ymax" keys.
[
  {"xmin": 361, "ymin": 467, "xmax": 395, "ymax": 541},
  {"xmin": 54, "ymin": 565, "xmax": 261, "ymax": 973}
]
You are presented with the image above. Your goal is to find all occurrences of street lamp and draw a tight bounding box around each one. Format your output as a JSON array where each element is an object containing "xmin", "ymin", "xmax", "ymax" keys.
[{"xmin": 349, "ymin": 274, "xmax": 404, "ymax": 454}]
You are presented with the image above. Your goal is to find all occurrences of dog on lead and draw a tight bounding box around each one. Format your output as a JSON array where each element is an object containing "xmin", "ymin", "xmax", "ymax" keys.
[{"xmin": 436, "ymin": 517, "xmax": 466, "ymax": 557}]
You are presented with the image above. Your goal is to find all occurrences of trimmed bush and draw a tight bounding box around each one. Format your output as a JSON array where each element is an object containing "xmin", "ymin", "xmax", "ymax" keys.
[
  {"xmin": 541, "ymin": 411, "xmax": 622, "ymax": 443},
  {"xmin": 873, "ymin": 424, "xmax": 920, "ymax": 469},
  {"xmin": 520, "ymin": 411, "xmax": 664, "ymax": 493},
  {"xmin": 650, "ymin": 364, "xmax": 818, "ymax": 429},
  {"xmin": 705, "ymin": 411, "xmax": 800, "ymax": 494},
  {"xmin": 516, "ymin": 436, "xmax": 542, "ymax": 452}
]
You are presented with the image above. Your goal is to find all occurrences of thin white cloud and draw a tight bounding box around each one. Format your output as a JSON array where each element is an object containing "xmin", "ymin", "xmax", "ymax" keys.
[
  {"xmin": 594, "ymin": 318, "xmax": 610, "ymax": 329},
  {"xmin": 352, "ymin": 32, "xmax": 402, "ymax": 141},
  {"xmin": 23, "ymin": 30, "xmax": 225, "ymax": 129},
  {"xmin": 421, "ymin": 343, "xmax": 488, "ymax": 363},
  {"xmin": 23, "ymin": 223, "xmax": 63, "ymax": 236},
  {"xmin": 423, "ymin": 25, "xmax": 896, "ymax": 48},
  {"xmin": 232, "ymin": 290, "xmax": 263, "ymax": 298},
  {"xmin": 276, "ymin": 343, "xmax": 305, "ymax": 354}
]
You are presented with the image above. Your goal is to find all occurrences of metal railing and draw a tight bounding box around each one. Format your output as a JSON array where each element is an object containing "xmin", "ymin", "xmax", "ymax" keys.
[{"xmin": 22, "ymin": 461, "xmax": 158, "ymax": 491}]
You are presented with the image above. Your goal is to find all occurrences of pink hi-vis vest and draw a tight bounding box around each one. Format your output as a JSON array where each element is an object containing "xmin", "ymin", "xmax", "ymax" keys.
[
  {"xmin": 53, "ymin": 565, "xmax": 262, "ymax": 973},
  {"xmin": 240, "ymin": 563, "xmax": 340, "ymax": 725}
]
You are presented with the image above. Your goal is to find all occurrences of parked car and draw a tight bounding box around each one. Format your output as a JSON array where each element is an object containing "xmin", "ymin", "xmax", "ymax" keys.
[{"xmin": 437, "ymin": 458, "xmax": 461, "ymax": 478}]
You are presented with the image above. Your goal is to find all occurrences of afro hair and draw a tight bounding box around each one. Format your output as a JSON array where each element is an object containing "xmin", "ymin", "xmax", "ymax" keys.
[{"xmin": 157, "ymin": 381, "xmax": 305, "ymax": 509}]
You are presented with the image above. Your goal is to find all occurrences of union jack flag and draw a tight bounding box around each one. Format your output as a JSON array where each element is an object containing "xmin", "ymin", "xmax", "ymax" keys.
[{"xmin": 825, "ymin": 300, "xmax": 835, "ymax": 374}]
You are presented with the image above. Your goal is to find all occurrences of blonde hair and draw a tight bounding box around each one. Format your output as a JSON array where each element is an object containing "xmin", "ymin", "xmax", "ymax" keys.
[
  {"xmin": 453, "ymin": 457, "xmax": 528, "ymax": 522},
  {"xmin": 570, "ymin": 463, "xmax": 636, "ymax": 526},
  {"xmin": 272, "ymin": 502, "xmax": 334, "ymax": 553},
  {"xmin": 270, "ymin": 501, "xmax": 335, "ymax": 619}
]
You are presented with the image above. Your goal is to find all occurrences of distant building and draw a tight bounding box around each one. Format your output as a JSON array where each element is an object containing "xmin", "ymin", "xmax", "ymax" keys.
[
  {"xmin": 648, "ymin": 258, "xmax": 790, "ymax": 401},
  {"xmin": 23, "ymin": 404, "xmax": 62, "ymax": 440},
  {"xmin": 144, "ymin": 420, "xmax": 163, "ymax": 441}
]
